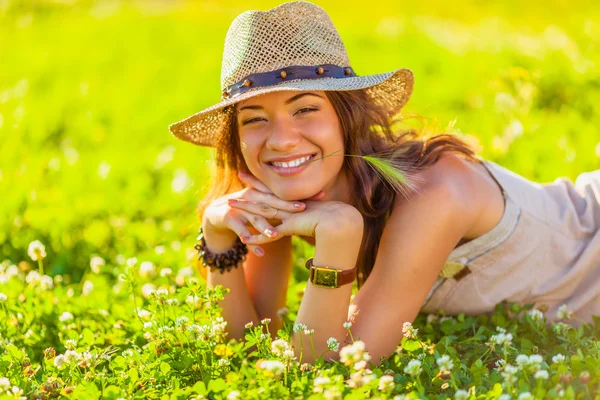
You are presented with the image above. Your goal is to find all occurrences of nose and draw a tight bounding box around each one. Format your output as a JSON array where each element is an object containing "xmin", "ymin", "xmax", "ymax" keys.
[{"xmin": 265, "ymin": 116, "xmax": 301, "ymax": 152}]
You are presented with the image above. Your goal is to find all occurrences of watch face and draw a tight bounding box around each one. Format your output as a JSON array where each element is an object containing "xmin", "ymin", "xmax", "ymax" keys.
[{"xmin": 313, "ymin": 268, "xmax": 338, "ymax": 288}]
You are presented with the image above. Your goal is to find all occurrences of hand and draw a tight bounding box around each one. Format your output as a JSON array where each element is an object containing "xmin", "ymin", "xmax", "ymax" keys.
[
  {"xmin": 202, "ymin": 171, "xmax": 323, "ymax": 257},
  {"xmin": 228, "ymin": 173, "xmax": 362, "ymax": 245}
]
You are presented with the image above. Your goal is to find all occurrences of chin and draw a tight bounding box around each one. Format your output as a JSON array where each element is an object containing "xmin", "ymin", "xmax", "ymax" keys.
[{"xmin": 273, "ymin": 185, "xmax": 321, "ymax": 201}]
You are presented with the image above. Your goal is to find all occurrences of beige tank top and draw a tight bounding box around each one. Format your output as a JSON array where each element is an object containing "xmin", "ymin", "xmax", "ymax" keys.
[{"xmin": 420, "ymin": 160, "xmax": 600, "ymax": 325}]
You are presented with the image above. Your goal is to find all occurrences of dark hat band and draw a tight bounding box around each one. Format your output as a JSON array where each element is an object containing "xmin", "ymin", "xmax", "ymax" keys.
[{"xmin": 221, "ymin": 64, "xmax": 357, "ymax": 99}]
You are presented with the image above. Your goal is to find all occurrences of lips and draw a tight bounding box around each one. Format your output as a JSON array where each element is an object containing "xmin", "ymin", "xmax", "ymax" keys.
[{"xmin": 266, "ymin": 153, "xmax": 317, "ymax": 176}]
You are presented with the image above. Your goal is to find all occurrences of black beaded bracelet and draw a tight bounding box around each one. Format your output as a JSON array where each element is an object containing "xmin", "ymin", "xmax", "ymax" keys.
[{"xmin": 194, "ymin": 227, "xmax": 249, "ymax": 274}]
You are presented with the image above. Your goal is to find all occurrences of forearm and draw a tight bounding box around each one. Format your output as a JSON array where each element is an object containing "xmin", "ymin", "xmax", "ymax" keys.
[
  {"xmin": 291, "ymin": 214, "xmax": 364, "ymax": 364},
  {"xmin": 203, "ymin": 224, "xmax": 261, "ymax": 341},
  {"xmin": 243, "ymin": 236, "xmax": 293, "ymax": 335}
]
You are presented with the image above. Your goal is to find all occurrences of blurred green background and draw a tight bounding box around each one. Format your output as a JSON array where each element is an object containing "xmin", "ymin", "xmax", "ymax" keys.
[{"xmin": 1, "ymin": 0, "xmax": 599, "ymax": 278}]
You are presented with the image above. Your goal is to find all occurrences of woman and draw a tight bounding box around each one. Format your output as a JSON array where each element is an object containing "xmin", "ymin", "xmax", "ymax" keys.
[{"xmin": 168, "ymin": 1, "xmax": 600, "ymax": 364}]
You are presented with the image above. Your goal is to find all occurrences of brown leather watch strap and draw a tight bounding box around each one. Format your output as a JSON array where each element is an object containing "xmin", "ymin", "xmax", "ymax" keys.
[{"xmin": 304, "ymin": 257, "xmax": 356, "ymax": 288}]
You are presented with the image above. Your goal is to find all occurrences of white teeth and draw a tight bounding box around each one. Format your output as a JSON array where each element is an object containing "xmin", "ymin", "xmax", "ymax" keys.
[{"xmin": 272, "ymin": 155, "xmax": 313, "ymax": 168}]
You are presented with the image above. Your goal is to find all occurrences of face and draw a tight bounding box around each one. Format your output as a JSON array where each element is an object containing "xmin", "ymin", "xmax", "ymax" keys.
[{"xmin": 236, "ymin": 90, "xmax": 345, "ymax": 201}]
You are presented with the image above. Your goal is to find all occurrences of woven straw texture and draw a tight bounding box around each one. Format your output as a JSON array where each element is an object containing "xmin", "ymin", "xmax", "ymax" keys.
[{"xmin": 168, "ymin": 1, "xmax": 414, "ymax": 147}]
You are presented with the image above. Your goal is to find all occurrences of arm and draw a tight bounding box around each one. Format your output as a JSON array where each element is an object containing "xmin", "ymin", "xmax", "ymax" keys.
[
  {"xmin": 290, "ymin": 206, "xmax": 364, "ymax": 364},
  {"xmin": 292, "ymin": 180, "xmax": 476, "ymax": 365},
  {"xmin": 204, "ymin": 221, "xmax": 293, "ymax": 340}
]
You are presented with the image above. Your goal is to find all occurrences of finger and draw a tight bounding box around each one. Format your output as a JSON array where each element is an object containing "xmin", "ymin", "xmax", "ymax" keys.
[
  {"xmin": 242, "ymin": 190, "xmax": 306, "ymax": 212},
  {"xmin": 225, "ymin": 214, "xmax": 265, "ymax": 257},
  {"xmin": 240, "ymin": 219, "xmax": 294, "ymax": 245},
  {"xmin": 228, "ymin": 199, "xmax": 291, "ymax": 221},
  {"xmin": 236, "ymin": 209, "xmax": 280, "ymax": 240},
  {"xmin": 238, "ymin": 171, "xmax": 272, "ymax": 193}
]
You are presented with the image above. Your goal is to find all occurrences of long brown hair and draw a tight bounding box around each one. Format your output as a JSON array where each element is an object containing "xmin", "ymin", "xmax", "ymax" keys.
[{"xmin": 196, "ymin": 89, "xmax": 480, "ymax": 289}]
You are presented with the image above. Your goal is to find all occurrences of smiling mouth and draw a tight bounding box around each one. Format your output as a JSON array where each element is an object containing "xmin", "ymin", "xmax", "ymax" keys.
[{"xmin": 266, "ymin": 153, "xmax": 317, "ymax": 168}]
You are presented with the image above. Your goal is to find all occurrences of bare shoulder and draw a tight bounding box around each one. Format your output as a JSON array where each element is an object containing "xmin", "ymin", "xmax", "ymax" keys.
[
  {"xmin": 394, "ymin": 153, "xmax": 478, "ymax": 218},
  {"xmin": 393, "ymin": 152, "xmax": 504, "ymax": 241}
]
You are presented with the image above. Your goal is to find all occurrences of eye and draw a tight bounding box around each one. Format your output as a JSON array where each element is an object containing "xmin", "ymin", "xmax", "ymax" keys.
[
  {"xmin": 296, "ymin": 107, "xmax": 317, "ymax": 115},
  {"xmin": 242, "ymin": 117, "xmax": 265, "ymax": 126}
]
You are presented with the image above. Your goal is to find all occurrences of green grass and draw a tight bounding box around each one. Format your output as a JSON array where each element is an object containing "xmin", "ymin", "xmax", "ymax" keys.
[{"xmin": 0, "ymin": 0, "xmax": 599, "ymax": 398}]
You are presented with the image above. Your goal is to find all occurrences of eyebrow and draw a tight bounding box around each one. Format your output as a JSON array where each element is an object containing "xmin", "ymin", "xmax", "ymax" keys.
[{"xmin": 238, "ymin": 92, "xmax": 324, "ymax": 112}]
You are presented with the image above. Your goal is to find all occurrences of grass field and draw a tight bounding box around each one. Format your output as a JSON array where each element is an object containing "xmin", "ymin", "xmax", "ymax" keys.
[{"xmin": 0, "ymin": 0, "xmax": 599, "ymax": 398}]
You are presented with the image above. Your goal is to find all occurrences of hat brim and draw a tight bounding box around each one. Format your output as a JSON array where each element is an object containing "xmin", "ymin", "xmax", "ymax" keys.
[{"xmin": 168, "ymin": 68, "xmax": 414, "ymax": 147}]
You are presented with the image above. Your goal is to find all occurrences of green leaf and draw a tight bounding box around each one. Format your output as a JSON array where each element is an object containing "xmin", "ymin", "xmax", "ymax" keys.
[{"xmin": 160, "ymin": 362, "xmax": 171, "ymax": 375}]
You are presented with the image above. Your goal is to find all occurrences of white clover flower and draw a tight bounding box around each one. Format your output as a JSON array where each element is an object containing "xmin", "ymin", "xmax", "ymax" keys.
[
  {"xmin": 90, "ymin": 256, "xmax": 105, "ymax": 273},
  {"xmin": 137, "ymin": 309, "xmax": 151, "ymax": 320},
  {"xmin": 271, "ymin": 339, "xmax": 290, "ymax": 357},
  {"xmin": 155, "ymin": 288, "xmax": 169, "ymax": 297},
  {"xmin": 0, "ymin": 377, "xmax": 10, "ymax": 391},
  {"xmin": 166, "ymin": 298, "xmax": 179, "ymax": 306},
  {"xmin": 0, "ymin": 293, "xmax": 7, "ymax": 303},
  {"xmin": 343, "ymin": 321, "xmax": 352, "ymax": 329},
  {"xmin": 59, "ymin": 311, "xmax": 74, "ymax": 322},
  {"xmin": 378, "ymin": 375, "xmax": 395, "ymax": 392},
  {"xmin": 534, "ymin": 370, "xmax": 549, "ymax": 380},
  {"xmin": 65, "ymin": 339, "xmax": 77, "ymax": 350},
  {"xmin": 403, "ymin": 359, "xmax": 422, "ymax": 377},
  {"xmin": 454, "ymin": 389, "xmax": 469, "ymax": 400},
  {"xmin": 28, "ymin": 240, "xmax": 47, "ymax": 261},
  {"xmin": 556, "ymin": 304, "xmax": 573, "ymax": 320},
  {"xmin": 227, "ymin": 390, "xmax": 241, "ymax": 400},
  {"xmin": 501, "ymin": 364, "xmax": 519, "ymax": 384},
  {"xmin": 175, "ymin": 316, "xmax": 189, "ymax": 326},
  {"xmin": 175, "ymin": 266, "xmax": 194, "ymax": 286},
  {"xmin": 257, "ymin": 360, "xmax": 285, "ymax": 376},
  {"xmin": 143, "ymin": 322, "xmax": 154, "ymax": 329},
  {"xmin": 339, "ymin": 340, "xmax": 371, "ymax": 368},
  {"xmin": 498, "ymin": 395, "xmax": 511, "ymax": 400},
  {"xmin": 259, "ymin": 333, "xmax": 270, "ymax": 341},
  {"xmin": 282, "ymin": 349, "xmax": 296, "ymax": 360},
  {"xmin": 527, "ymin": 309, "xmax": 544, "ymax": 322},
  {"xmin": 218, "ymin": 358, "xmax": 230, "ymax": 367},
  {"xmin": 53, "ymin": 355, "xmax": 66, "ymax": 369},
  {"xmin": 327, "ymin": 337, "xmax": 340, "ymax": 352},
  {"xmin": 261, "ymin": 318, "xmax": 271, "ymax": 325},
  {"xmin": 293, "ymin": 323, "xmax": 307, "ymax": 332},
  {"xmin": 401, "ymin": 322, "xmax": 418, "ymax": 339},
  {"xmin": 160, "ymin": 268, "xmax": 172, "ymax": 277},
  {"xmin": 436, "ymin": 354, "xmax": 454, "ymax": 372},
  {"xmin": 494, "ymin": 359, "xmax": 507, "ymax": 371},
  {"xmin": 304, "ymin": 329, "xmax": 314, "ymax": 335},
  {"xmin": 552, "ymin": 354, "xmax": 566, "ymax": 364},
  {"xmin": 64, "ymin": 350, "xmax": 80, "ymax": 364},
  {"xmin": 518, "ymin": 392, "xmax": 533, "ymax": 400},
  {"xmin": 40, "ymin": 275, "xmax": 54, "ymax": 290},
  {"xmin": 139, "ymin": 261, "xmax": 156, "ymax": 278},
  {"xmin": 186, "ymin": 294, "xmax": 201, "ymax": 307},
  {"xmin": 516, "ymin": 354, "xmax": 529, "ymax": 369},
  {"xmin": 313, "ymin": 376, "xmax": 331, "ymax": 393},
  {"xmin": 122, "ymin": 349, "xmax": 134, "ymax": 358},
  {"xmin": 126, "ymin": 257, "xmax": 138, "ymax": 267},
  {"xmin": 488, "ymin": 332, "xmax": 513, "ymax": 347},
  {"xmin": 245, "ymin": 321, "xmax": 253, "ymax": 329},
  {"xmin": 82, "ymin": 280, "xmax": 94, "ymax": 296},
  {"xmin": 141, "ymin": 283, "xmax": 156, "ymax": 299}
]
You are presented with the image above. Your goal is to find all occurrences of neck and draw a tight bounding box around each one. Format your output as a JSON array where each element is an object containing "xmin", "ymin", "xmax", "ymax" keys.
[{"xmin": 319, "ymin": 168, "xmax": 353, "ymax": 205}]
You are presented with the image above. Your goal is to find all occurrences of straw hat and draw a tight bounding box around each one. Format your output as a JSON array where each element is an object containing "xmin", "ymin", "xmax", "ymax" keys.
[{"xmin": 168, "ymin": 1, "xmax": 414, "ymax": 148}]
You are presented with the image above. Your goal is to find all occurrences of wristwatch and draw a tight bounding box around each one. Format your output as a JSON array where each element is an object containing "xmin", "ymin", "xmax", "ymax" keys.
[{"xmin": 304, "ymin": 257, "xmax": 356, "ymax": 288}]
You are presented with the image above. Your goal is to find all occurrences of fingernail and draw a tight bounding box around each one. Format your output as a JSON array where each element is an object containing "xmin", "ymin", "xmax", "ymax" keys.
[
  {"xmin": 241, "ymin": 236, "xmax": 250, "ymax": 242},
  {"xmin": 264, "ymin": 228, "xmax": 276, "ymax": 237},
  {"xmin": 255, "ymin": 247, "xmax": 264, "ymax": 256},
  {"xmin": 294, "ymin": 202, "xmax": 304, "ymax": 208},
  {"xmin": 228, "ymin": 199, "xmax": 237, "ymax": 203}
]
